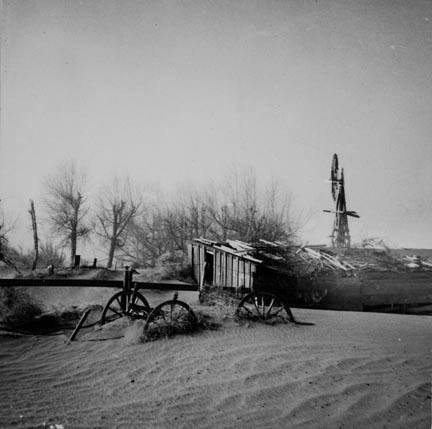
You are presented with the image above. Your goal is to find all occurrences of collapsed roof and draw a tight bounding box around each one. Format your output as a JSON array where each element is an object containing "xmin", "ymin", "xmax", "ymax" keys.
[{"xmin": 192, "ymin": 238, "xmax": 432, "ymax": 275}]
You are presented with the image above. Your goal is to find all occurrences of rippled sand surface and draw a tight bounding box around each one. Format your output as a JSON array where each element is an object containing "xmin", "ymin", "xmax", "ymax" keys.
[{"xmin": 1, "ymin": 308, "xmax": 431, "ymax": 428}]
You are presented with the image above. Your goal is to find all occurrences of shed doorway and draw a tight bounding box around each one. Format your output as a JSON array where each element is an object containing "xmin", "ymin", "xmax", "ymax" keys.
[{"xmin": 204, "ymin": 251, "xmax": 214, "ymax": 285}]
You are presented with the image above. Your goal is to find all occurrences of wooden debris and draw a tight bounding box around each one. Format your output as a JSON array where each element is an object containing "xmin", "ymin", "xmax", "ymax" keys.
[
  {"xmin": 65, "ymin": 308, "xmax": 92, "ymax": 344},
  {"xmin": 227, "ymin": 240, "xmax": 254, "ymax": 251},
  {"xmin": 192, "ymin": 238, "xmax": 432, "ymax": 279}
]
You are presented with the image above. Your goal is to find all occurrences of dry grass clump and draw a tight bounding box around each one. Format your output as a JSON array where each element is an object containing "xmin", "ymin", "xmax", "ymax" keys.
[
  {"xmin": 199, "ymin": 286, "xmax": 240, "ymax": 306},
  {"xmin": 123, "ymin": 310, "xmax": 220, "ymax": 345},
  {"xmin": 198, "ymin": 287, "xmax": 240, "ymax": 319},
  {"xmin": 0, "ymin": 287, "xmax": 42, "ymax": 328},
  {"xmin": 144, "ymin": 309, "xmax": 220, "ymax": 342}
]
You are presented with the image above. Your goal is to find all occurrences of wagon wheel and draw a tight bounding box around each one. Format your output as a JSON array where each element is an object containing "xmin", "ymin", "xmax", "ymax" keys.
[
  {"xmin": 100, "ymin": 291, "xmax": 150, "ymax": 325},
  {"xmin": 143, "ymin": 300, "xmax": 198, "ymax": 340},
  {"xmin": 235, "ymin": 291, "xmax": 295, "ymax": 324}
]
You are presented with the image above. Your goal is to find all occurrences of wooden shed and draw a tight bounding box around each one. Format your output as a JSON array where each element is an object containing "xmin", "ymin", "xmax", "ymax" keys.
[
  {"xmin": 189, "ymin": 238, "xmax": 261, "ymax": 291},
  {"xmin": 188, "ymin": 238, "xmax": 297, "ymax": 301},
  {"xmin": 190, "ymin": 239, "xmax": 432, "ymax": 314}
]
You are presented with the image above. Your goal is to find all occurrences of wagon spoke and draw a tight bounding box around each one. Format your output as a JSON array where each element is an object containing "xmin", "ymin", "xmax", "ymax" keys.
[
  {"xmin": 266, "ymin": 298, "xmax": 275, "ymax": 318},
  {"xmin": 260, "ymin": 295, "xmax": 265, "ymax": 317},
  {"xmin": 272, "ymin": 306, "xmax": 284, "ymax": 317},
  {"xmin": 252, "ymin": 296, "xmax": 260, "ymax": 315},
  {"xmin": 241, "ymin": 304, "xmax": 253, "ymax": 315},
  {"xmin": 175, "ymin": 306, "xmax": 187, "ymax": 320},
  {"xmin": 108, "ymin": 307, "xmax": 123, "ymax": 318},
  {"xmin": 160, "ymin": 310, "xmax": 167, "ymax": 322},
  {"xmin": 115, "ymin": 296, "xmax": 123, "ymax": 309}
]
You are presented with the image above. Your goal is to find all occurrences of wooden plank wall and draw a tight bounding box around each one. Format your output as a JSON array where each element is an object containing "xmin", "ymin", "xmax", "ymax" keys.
[
  {"xmin": 227, "ymin": 254, "xmax": 232, "ymax": 287},
  {"xmin": 200, "ymin": 245, "xmax": 205, "ymax": 284},
  {"xmin": 190, "ymin": 243, "xmax": 257, "ymax": 291},
  {"xmin": 192, "ymin": 244, "xmax": 198, "ymax": 283}
]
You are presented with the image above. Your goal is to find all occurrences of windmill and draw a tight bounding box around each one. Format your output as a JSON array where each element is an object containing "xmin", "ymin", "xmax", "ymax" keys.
[{"xmin": 323, "ymin": 154, "xmax": 359, "ymax": 248}]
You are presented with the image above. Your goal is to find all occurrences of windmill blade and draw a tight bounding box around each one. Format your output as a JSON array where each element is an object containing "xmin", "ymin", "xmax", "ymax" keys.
[
  {"xmin": 323, "ymin": 209, "xmax": 347, "ymax": 214},
  {"xmin": 323, "ymin": 209, "xmax": 360, "ymax": 219},
  {"xmin": 331, "ymin": 153, "xmax": 338, "ymax": 201},
  {"xmin": 332, "ymin": 153, "xmax": 338, "ymax": 173}
]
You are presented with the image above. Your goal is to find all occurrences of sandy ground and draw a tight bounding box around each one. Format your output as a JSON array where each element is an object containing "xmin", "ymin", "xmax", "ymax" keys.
[{"xmin": 0, "ymin": 290, "xmax": 431, "ymax": 429}]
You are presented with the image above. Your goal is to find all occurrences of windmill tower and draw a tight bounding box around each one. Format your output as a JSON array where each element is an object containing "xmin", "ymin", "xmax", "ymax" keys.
[{"xmin": 323, "ymin": 154, "xmax": 359, "ymax": 248}]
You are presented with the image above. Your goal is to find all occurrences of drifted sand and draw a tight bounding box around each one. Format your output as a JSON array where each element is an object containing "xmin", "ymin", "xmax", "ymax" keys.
[{"xmin": 0, "ymin": 302, "xmax": 431, "ymax": 428}]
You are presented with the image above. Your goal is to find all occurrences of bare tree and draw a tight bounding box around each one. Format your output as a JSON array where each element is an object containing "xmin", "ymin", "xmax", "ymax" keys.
[
  {"xmin": 94, "ymin": 178, "xmax": 142, "ymax": 268},
  {"xmin": 204, "ymin": 169, "xmax": 298, "ymax": 243},
  {"xmin": 122, "ymin": 188, "xmax": 209, "ymax": 267},
  {"xmin": 0, "ymin": 200, "xmax": 20, "ymax": 273},
  {"xmin": 28, "ymin": 199, "xmax": 39, "ymax": 270},
  {"xmin": 39, "ymin": 241, "xmax": 66, "ymax": 267},
  {"xmin": 163, "ymin": 188, "xmax": 212, "ymax": 252},
  {"xmin": 44, "ymin": 160, "xmax": 90, "ymax": 266},
  {"xmin": 123, "ymin": 170, "xmax": 301, "ymax": 267},
  {"xmin": 0, "ymin": 202, "xmax": 8, "ymax": 261},
  {"xmin": 125, "ymin": 206, "xmax": 168, "ymax": 266}
]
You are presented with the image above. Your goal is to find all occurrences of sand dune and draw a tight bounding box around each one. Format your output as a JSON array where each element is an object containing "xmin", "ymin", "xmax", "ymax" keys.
[{"xmin": 0, "ymin": 307, "xmax": 431, "ymax": 428}]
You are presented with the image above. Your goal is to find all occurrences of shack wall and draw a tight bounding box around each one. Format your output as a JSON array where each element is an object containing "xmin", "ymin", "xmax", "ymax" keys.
[
  {"xmin": 296, "ymin": 270, "xmax": 432, "ymax": 313},
  {"xmin": 190, "ymin": 242, "xmax": 258, "ymax": 291}
]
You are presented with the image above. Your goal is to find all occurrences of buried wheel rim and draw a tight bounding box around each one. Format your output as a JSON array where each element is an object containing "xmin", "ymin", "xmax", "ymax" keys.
[
  {"xmin": 100, "ymin": 291, "xmax": 150, "ymax": 325},
  {"xmin": 236, "ymin": 292, "xmax": 294, "ymax": 324},
  {"xmin": 143, "ymin": 300, "xmax": 197, "ymax": 340}
]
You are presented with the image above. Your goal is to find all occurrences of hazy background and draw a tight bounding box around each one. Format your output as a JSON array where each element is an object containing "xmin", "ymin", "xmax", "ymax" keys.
[{"xmin": 1, "ymin": 0, "xmax": 431, "ymax": 255}]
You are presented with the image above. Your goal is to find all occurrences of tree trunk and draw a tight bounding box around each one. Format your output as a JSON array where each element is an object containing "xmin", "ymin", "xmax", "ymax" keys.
[
  {"xmin": 29, "ymin": 199, "xmax": 39, "ymax": 270},
  {"xmin": 70, "ymin": 229, "xmax": 77, "ymax": 267},
  {"xmin": 107, "ymin": 239, "xmax": 115, "ymax": 268},
  {"xmin": 106, "ymin": 211, "xmax": 119, "ymax": 269},
  {"xmin": 70, "ymin": 202, "xmax": 80, "ymax": 267}
]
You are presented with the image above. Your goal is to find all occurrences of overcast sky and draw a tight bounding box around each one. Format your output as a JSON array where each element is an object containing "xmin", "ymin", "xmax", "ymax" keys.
[{"xmin": 1, "ymin": 0, "xmax": 431, "ymax": 251}]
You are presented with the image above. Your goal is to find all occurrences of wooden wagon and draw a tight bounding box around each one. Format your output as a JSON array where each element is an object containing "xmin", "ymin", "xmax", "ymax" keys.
[{"xmin": 189, "ymin": 238, "xmax": 298, "ymax": 323}]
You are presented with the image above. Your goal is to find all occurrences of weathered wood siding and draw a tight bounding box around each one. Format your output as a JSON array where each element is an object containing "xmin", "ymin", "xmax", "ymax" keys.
[
  {"xmin": 190, "ymin": 242, "xmax": 258, "ymax": 291},
  {"xmin": 296, "ymin": 270, "xmax": 432, "ymax": 312}
]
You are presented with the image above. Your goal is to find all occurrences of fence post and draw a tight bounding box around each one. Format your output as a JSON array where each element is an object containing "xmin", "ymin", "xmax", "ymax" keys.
[{"xmin": 121, "ymin": 266, "xmax": 130, "ymax": 311}]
